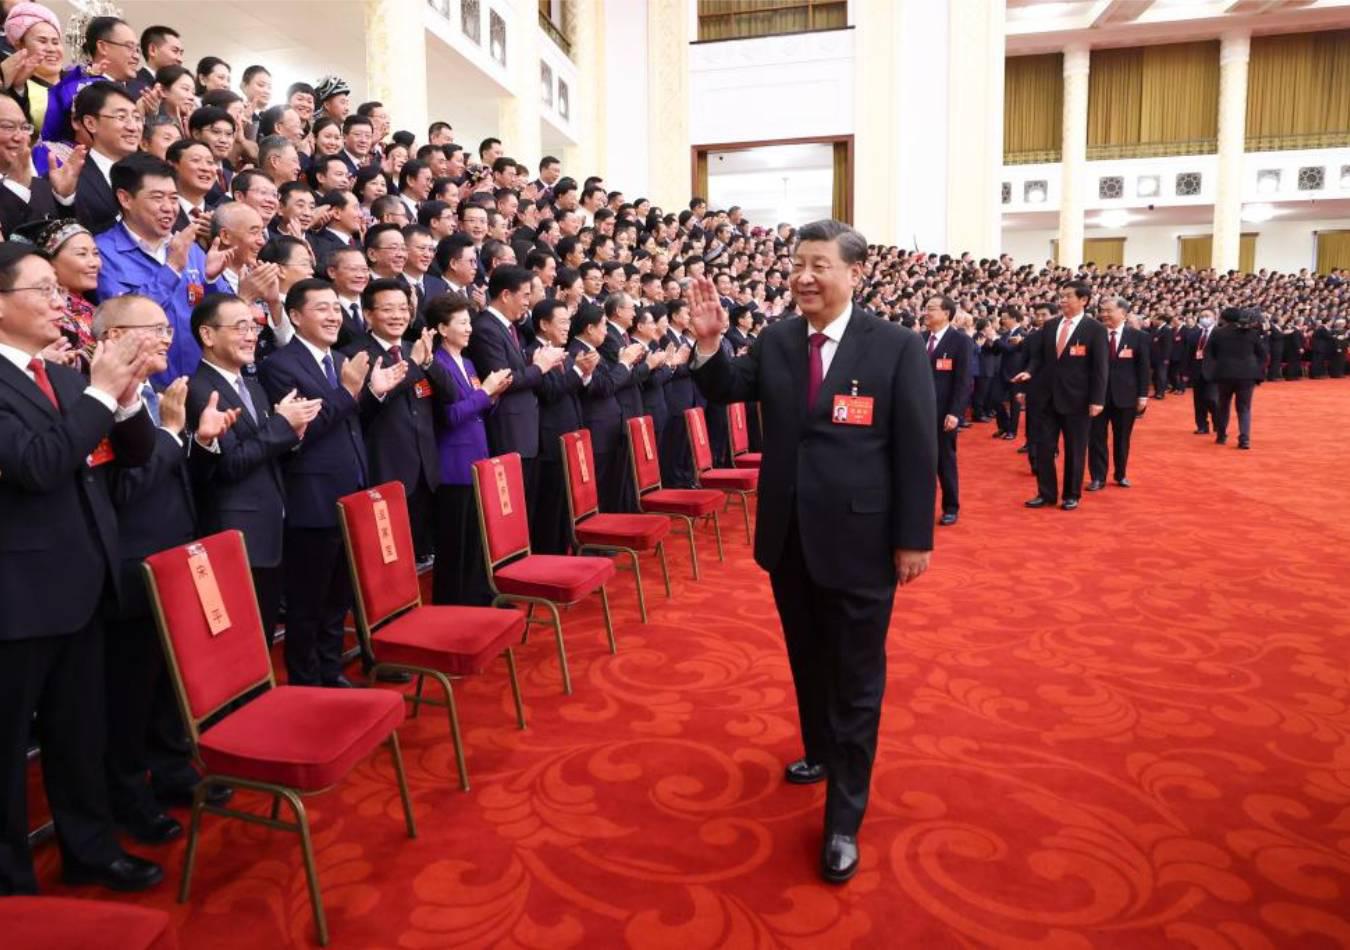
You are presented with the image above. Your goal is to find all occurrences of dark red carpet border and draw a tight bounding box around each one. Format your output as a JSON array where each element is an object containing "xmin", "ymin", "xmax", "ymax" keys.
[{"xmin": 32, "ymin": 380, "xmax": 1350, "ymax": 948}]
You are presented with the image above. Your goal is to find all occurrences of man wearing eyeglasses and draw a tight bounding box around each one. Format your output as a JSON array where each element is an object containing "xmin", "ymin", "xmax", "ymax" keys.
[
  {"xmin": 0, "ymin": 93, "xmax": 81, "ymax": 237},
  {"xmin": 40, "ymin": 16, "xmax": 145, "ymax": 155},
  {"xmin": 71, "ymin": 82, "xmax": 143, "ymax": 235}
]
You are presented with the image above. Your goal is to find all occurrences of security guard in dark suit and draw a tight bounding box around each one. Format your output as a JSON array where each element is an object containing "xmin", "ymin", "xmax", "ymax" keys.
[
  {"xmin": 1149, "ymin": 318, "xmax": 1172, "ymax": 399},
  {"xmin": 1088, "ymin": 299, "xmax": 1150, "ymax": 489},
  {"xmin": 1203, "ymin": 306, "xmax": 1269, "ymax": 450},
  {"xmin": 1187, "ymin": 311, "xmax": 1218, "ymax": 434},
  {"xmin": 921, "ymin": 296, "xmax": 972, "ymax": 526}
]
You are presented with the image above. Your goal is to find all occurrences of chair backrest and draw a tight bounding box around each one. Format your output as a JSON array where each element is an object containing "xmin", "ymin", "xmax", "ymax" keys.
[
  {"xmin": 337, "ymin": 482, "xmax": 421, "ymax": 633},
  {"xmin": 626, "ymin": 415, "xmax": 663, "ymax": 494},
  {"xmin": 684, "ymin": 406, "xmax": 714, "ymax": 473},
  {"xmin": 471, "ymin": 452, "xmax": 531, "ymax": 568},
  {"xmin": 728, "ymin": 402, "xmax": 750, "ymax": 456},
  {"xmin": 560, "ymin": 429, "xmax": 600, "ymax": 525},
  {"xmin": 142, "ymin": 531, "xmax": 272, "ymax": 737}
]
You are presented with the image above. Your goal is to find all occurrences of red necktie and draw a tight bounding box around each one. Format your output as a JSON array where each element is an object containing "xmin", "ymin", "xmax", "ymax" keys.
[
  {"xmin": 1056, "ymin": 318, "xmax": 1073, "ymax": 357},
  {"xmin": 1110, "ymin": 330, "xmax": 1118, "ymax": 359},
  {"xmin": 926, "ymin": 334, "xmax": 937, "ymax": 356},
  {"xmin": 388, "ymin": 344, "xmax": 403, "ymax": 363},
  {"xmin": 509, "ymin": 321, "xmax": 522, "ymax": 350},
  {"xmin": 27, "ymin": 358, "xmax": 59, "ymax": 410},
  {"xmin": 806, "ymin": 332, "xmax": 828, "ymax": 408}
]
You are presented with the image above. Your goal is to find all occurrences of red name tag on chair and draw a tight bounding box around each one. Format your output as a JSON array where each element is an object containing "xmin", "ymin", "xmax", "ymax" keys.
[
  {"xmin": 186, "ymin": 543, "xmax": 231, "ymax": 636},
  {"xmin": 88, "ymin": 437, "xmax": 115, "ymax": 467},
  {"xmin": 692, "ymin": 416, "xmax": 706, "ymax": 446},
  {"xmin": 371, "ymin": 493, "xmax": 398, "ymax": 563},
  {"xmin": 414, "ymin": 379, "xmax": 432, "ymax": 399},
  {"xmin": 1119, "ymin": 347, "xmax": 1133, "ymax": 358},
  {"xmin": 641, "ymin": 423, "xmax": 655, "ymax": 460},
  {"xmin": 935, "ymin": 358, "xmax": 953, "ymax": 371},
  {"xmin": 832, "ymin": 395, "xmax": 874, "ymax": 426},
  {"xmin": 1069, "ymin": 344, "xmax": 1087, "ymax": 357},
  {"xmin": 492, "ymin": 461, "xmax": 512, "ymax": 515},
  {"xmin": 575, "ymin": 441, "xmax": 590, "ymax": 483}
]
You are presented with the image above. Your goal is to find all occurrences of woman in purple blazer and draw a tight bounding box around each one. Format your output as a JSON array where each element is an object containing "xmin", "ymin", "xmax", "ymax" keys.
[{"xmin": 427, "ymin": 294, "xmax": 512, "ymax": 605}]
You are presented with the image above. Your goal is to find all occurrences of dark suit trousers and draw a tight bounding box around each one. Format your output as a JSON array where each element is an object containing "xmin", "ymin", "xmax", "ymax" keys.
[
  {"xmin": 0, "ymin": 621, "xmax": 121, "ymax": 894},
  {"xmin": 431, "ymin": 484, "xmax": 493, "ymax": 606},
  {"xmin": 1169, "ymin": 360, "xmax": 1187, "ymax": 391},
  {"xmin": 598, "ymin": 440, "xmax": 637, "ymax": 514},
  {"xmin": 1152, "ymin": 360, "xmax": 1169, "ymax": 397},
  {"xmin": 1215, "ymin": 381, "xmax": 1255, "ymax": 441},
  {"xmin": 1036, "ymin": 407, "xmax": 1090, "ymax": 502},
  {"xmin": 660, "ymin": 415, "xmax": 694, "ymax": 488},
  {"xmin": 1089, "ymin": 405, "xmax": 1137, "ymax": 483},
  {"xmin": 769, "ymin": 516, "xmax": 895, "ymax": 837},
  {"xmin": 937, "ymin": 426, "xmax": 959, "ymax": 514},
  {"xmin": 531, "ymin": 457, "xmax": 572, "ymax": 555},
  {"xmin": 253, "ymin": 565, "xmax": 283, "ymax": 648},
  {"xmin": 409, "ymin": 481, "xmax": 435, "ymax": 560},
  {"xmin": 282, "ymin": 526, "xmax": 352, "ymax": 685},
  {"xmin": 995, "ymin": 392, "xmax": 1020, "ymax": 437},
  {"xmin": 1191, "ymin": 381, "xmax": 1217, "ymax": 431}
]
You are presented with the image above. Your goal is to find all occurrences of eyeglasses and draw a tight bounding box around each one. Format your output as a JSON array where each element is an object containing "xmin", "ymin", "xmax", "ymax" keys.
[
  {"xmin": 111, "ymin": 323, "xmax": 175, "ymax": 338},
  {"xmin": 0, "ymin": 282, "xmax": 62, "ymax": 300},
  {"xmin": 99, "ymin": 39, "xmax": 140, "ymax": 54},
  {"xmin": 208, "ymin": 321, "xmax": 261, "ymax": 336},
  {"xmin": 0, "ymin": 120, "xmax": 34, "ymax": 136},
  {"xmin": 98, "ymin": 111, "xmax": 141, "ymax": 127}
]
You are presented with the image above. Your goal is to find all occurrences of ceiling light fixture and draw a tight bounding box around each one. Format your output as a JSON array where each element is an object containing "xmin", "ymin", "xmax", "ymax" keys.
[
  {"xmin": 1136, "ymin": 175, "xmax": 1159, "ymax": 198},
  {"xmin": 1096, "ymin": 209, "xmax": 1131, "ymax": 229},
  {"xmin": 1241, "ymin": 203, "xmax": 1276, "ymax": 223},
  {"xmin": 1026, "ymin": 185, "xmax": 1047, "ymax": 204},
  {"xmin": 1257, "ymin": 170, "xmax": 1281, "ymax": 195}
]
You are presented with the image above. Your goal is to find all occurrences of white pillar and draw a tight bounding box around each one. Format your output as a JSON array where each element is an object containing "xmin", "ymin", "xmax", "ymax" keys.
[
  {"xmin": 851, "ymin": 0, "xmax": 901, "ymax": 243},
  {"xmin": 364, "ymin": 0, "xmax": 428, "ymax": 138},
  {"xmin": 497, "ymin": 1, "xmax": 542, "ymax": 171},
  {"xmin": 893, "ymin": 0, "xmax": 950, "ymax": 252},
  {"xmin": 562, "ymin": 0, "xmax": 606, "ymax": 180},
  {"xmin": 645, "ymin": 0, "xmax": 690, "ymax": 212},
  {"xmin": 945, "ymin": 0, "xmax": 1005, "ymax": 258},
  {"xmin": 1213, "ymin": 32, "xmax": 1250, "ymax": 271},
  {"xmin": 1057, "ymin": 44, "xmax": 1090, "ymax": 267}
]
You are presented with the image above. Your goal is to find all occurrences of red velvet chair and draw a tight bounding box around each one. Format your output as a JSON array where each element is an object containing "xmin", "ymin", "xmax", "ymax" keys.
[
  {"xmin": 626, "ymin": 414, "xmax": 725, "ymax": 580},
  {"xmin": 561, "ymin": 429, "xmax": 671, "ymax": 623},
  {"xmin": 684, "ymin": 406, "xmax": 759, "ymax": 543},
  {"xmin": 1, "ymin": 897, "xmax": 177, "ymax": 949},
  {"xmin": 338, "ymin": 482, "xmax": 527, "ymax": 792},
  {"xmin": 727, "ymin": 402, "xmax": 761, "ymax": 469},
  {"xmin": 143, "ymin": 531, "xmax": 416, "ymax": 947},
  {"xmin": 471, "ymin": 453, "xmax": 616, "ymax": 695}
]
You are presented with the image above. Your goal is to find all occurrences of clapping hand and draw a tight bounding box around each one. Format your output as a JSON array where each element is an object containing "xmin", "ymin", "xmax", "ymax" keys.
[
  {"xmin": 89, "ymin": 335, "xmax": 154, "ymax": 406},
  {"xmin": 38, "ymin": 338, "xmax": 79, "ymax": 368},
  {"xmin": 158, "ymin": 377, "xmax": 189, "ymax": 434},
  {"xmin": 195, "ymin": 389, "xmax": 241, "ymax": 442},
  {"xmin": 368, "ymin": 356, "xmax": 408, "ymax": 396},
  {"xmin": 340, "ymin": 350, "xmax": 371, "ymax": 397},
  {"xmin": 532, "ymin": 344, "xmax": 565, "ymax": 372},
  {"xmin": 482, "ymin": 368, "xmax": 512, "ymax": 397},
  {"xmin": 239, "ymin": 262, "xmax": 281, "ymax": 302},
  {"xmin": 410, "ymin": 328, "xmax": 436, "ymax": 367},
  {"xmin": 204, "ymin": 238, "xmax": 237, "ymax": 282},
  {"xmin": 48, "ymin": 146, "xmax": 87, "ymax": 200},
  {"xmin": 575, "ymin": 350, "xmax": 599, "ymax": 375},
  {"xmin": 274, "ymin": 389, "xmax": 322, "ymax": 437},
  {"xmin": 619, "ymin": 341, "xmax": 647, "ymax": 367},
  {"xmin": 0, "ymin": 49, "xmax": 36, "ymax": 91}
]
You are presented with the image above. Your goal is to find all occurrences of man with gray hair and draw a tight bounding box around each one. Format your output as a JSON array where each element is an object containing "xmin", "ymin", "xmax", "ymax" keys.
[
  {"xmin": 1088, "ymin": 296, "xmax": 1150, "ymax": 490},
  {"xmin": 689, "ymin": 219, "xmax": 937, "ymax": 884}
]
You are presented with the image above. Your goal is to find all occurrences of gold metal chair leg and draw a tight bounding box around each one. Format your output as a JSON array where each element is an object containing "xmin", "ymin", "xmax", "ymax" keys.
[
  {"xmin": 599, "ymin": 584, "xmax": 617, "ymax": 654},
  {"xmin": 739, "ymin": 492, "xmax": 752, "ymax": 543},
  {"xmin": 712, "ymin": 510, "xmax": 725, "ymax": 561},
  {"xmin": 548, "ymin": 602, "xmax": 572, "ymax": 694},
  {"xmin": 523, "ymin": 602, "xmax": 535, "ymax": 643},
  {"xmin": 504, "ymin": 646, "xmax": 526, "ymax": 729},
  {"xmin": 409, "ymin": 674, "xmax": 426, "ymax": 719},
  {"xmin": 437, "ymin": 673, "xmax": 470, "ymax": 792},
  {"xmin": 657, "ymin": 541, "xmax": 672, "ymax": 597},
  {"xmin": 387, "ymin": 732, "xmax": 417, "ymax": 836},
  {"xmin": 269, "ymin": 795, "xmax": 281, "ymax": 821},
  {"xmin": 628, "ymin": 550, "xmax": 648, "ymax": 623},
  {"xmin": 683, "ymin": 516, "xmax": 700, "ymax": 579},
  {"xmin": 177, "ymin": 782, "xmax": 207, "ymax": 903},
  {"xmin": 286, "ymin": 790, "xmax": 328, "ymax": 947}
]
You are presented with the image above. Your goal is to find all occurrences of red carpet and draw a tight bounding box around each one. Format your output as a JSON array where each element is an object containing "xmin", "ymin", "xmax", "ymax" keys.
[{"xmin": 32, "ymin": 380, "xmax": 1350, "ymax": 947}]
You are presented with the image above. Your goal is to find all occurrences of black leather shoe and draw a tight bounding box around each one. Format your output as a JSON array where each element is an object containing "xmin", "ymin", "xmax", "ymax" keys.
[
  {"xmin": 1194, "ymin": 428, "xmax": 1210, "ymax": 435},
  {"xmin": 939, "ymin": 512, "xmax": 958, "ymax": 526},
  {"xmin": 1215, "ymin": 435, "xmax": 1227, "ymax": 445},
  {"xmin": 821, "ymin": 834, "xmax": 859, "ymax": 884},
  {"xmin": 1016, "ymin": 445, "xmax": 1029, "ymax": 454},
  {"xmin": 1001, "ymin": 432, "xmax": 1017, "ymax": 440},
  {"xmin": 1086, "ymin": 480, "xmax": 1104, "ymax": 492},
  {"xmin": 1061, "ymin": 498, "xmax": 1079, "ymax": 511},
  {"xmin": 156, "ymin": 781, "xmax": 232, "ymax": 810},
  {"xmin": 324, "ymin": 675, "xmax": 357, "ymax": 688},
  {"xmin": 1238, "ymin": 439, "xmax": 1250, "ymax": 450},
  {"xmin": 63, "ymin": 853, "xmax": 164, "ymax": 892},
  {"xmin": 1115, "ymin": 478, "xmax": 1131, "ymax": 488},
  {"xmin": 784, "ymin": 759, "xmax": 827, "ymax": 785},
  {"xmin": 120, "ymin": 812, "xmax": 182, "ymax": 846},
  {"xmin": 1024, "ymin": 497, "xmax": 1051, "ymax": 509},
  {"xmin": 374, "ymin": 669, "xmax": 413, "ymax": 684}
]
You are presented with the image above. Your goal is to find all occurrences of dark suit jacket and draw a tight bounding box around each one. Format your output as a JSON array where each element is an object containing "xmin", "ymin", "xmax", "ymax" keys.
[
  {"xmin": 343, "ymin": 333, "xmax": 452, "ymax": 494},
  {"xmin": 692, "ymin": 310, "xmax": 937, "ymax": 590},
  {"xmin": 1203, "ymin": 324, "xmax": 1269, "ymax": 382},
  {"xmin": 533, "ymin": 347, "xmax": 585, "ymax": 462},
  {"xmin": 73, "ymin": 159, "xmax": 120, "ymax": 235},
  {"xmin": 922, "ymin": 327, "xmax": 973, "ymax": 420},
  {"xmin": 0, "ymin": 359, "xmax": 154, "ymax": 639},
  {"xmin": 600, "ymin": 322, "xmax": 648, "ymax": 420},
  {"xmin": 0, "ymin": 177, "xmax": 69, "ymax": 237},
  {"xmin": 257, "ymin": 338, "xmax": 369, "ymax": 529},
  {"xmin": 187, "ymin": 365, "xmax": 298, "ymax": 567},
  {"xmin": 464, "ymin": 310, "xmax": 546, "ymax": 458},
  {"xmin": 569, "ymin": 339, "xmax": 624, "ymax": 452},
  {"xmin": 1185, "ymin": 326, "xmax": 1214, "ymax": 375},
  {"xmin": 662, "ymin": 330, "xmax": 696, "ymax": 415},
  {"xmin": 1150, "ymin": 324, "xmax": 1173, "ymax": 363},
  {"xmin": 641, "ymin": 343, "xmax": 672, "ymax": 426},
  {"xmin": 1026, "ymin": 315, "xmax": 1109, "ymax": 415},
  {"xmin": 1103, "ymin": 326, "xmax": 1151, "ymax": 408},
  {"xmin": 308, "ymin": 228, "xmax": 359, "ymax": 271}
]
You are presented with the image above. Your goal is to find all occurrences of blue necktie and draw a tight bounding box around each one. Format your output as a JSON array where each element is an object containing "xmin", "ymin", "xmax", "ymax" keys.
[
  {"xmin": 321, "ymin": 353, "xmax": 338, "ymax": 388},
  {"xmin": 235, "ymin": 377, "xmax": 258, "ymax": 421},
  {"xmin": 142, "ymin": 383, "xmax": 160, "ymax": 426}
]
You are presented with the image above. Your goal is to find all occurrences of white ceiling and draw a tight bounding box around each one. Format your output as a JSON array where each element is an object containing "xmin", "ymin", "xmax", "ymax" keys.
[
  {"xmin": 1003, "ymin": 197, "xmax": 1350, "ymax": 229},
  {"xmin": 707, "ymin": 145, "xmax": 834, "ymax": 227}
]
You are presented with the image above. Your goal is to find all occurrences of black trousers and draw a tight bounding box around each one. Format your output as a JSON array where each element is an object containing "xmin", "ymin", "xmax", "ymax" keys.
[
  {"xmin": 0, "ymin": 621, "xmax": 122, "ymax": 894},
  {"xmin": 1330, "ymin": 353, "xmax": 1347, "ymax": 378},
  {"xmin": 408, "ymin": 480, "xmax": 435, "ymax": 560},
  {"xmin": 769, "ymin": 517, "xmax": 895, "ymax": 837},
  {"xmin": 531, "ymin": 456, "xmax": 572, "ymax": 555},
  {"xmin": 995, "ymin": 391, "xmax": 1020, "ymax": 437},
  {"xmin": 1192, "ymin": 381, "xmax": 1217, "ymax": 432},
  {"xmin": 252, "ymin": 564, "xmax": 283, "ymax": 648},
  {"xmin": 431, "ymin": 484, "xmax": 493, "ymax": 606},
  {"xmin": 1088, "ymin": 404, "xmax": 1137, "ymax": 483},
  {"xmin": 1152, "ymin": 359, "xmax": 1169, "ymax": 397},
  {"xmin": 660, "ymin": 409, "xmax": 694, "ymax": 488},
  {"xmin": 937, "ymin": 426, "xmax": 959, "ymax": 514},
  {"xmin": 1265, "ymin": 354, "xmax": 1282, "ymax": 381},
  {"xmin": 1035, "ymin": 407, "xmax": 1090, "ymax": 503},
  {"xmin": 1024, "ymin": 398, "xmax": 1046, "ymax": 473},
  {"xmin": 972, "ymin": 377, "xmax": 992, "ymax": 419},
  {"xmin": 705, "ymin": 402, "xmax": 731, "ymax": 468},
  {"xmin": 1283, "ymin": 357, "xmax": 1302, "ymax": 380},
  {"xmin": 1214, "ymin": 380, "xmax": 1255, "ymax": 442},
  {"xmin": 281, "ymin": 526, "xmax": 352, "ymax": 685},
  {"xmin": 1169, "ymin": 360, "xmax": 1187, "ymax": 392},
  {"xmin": 599, "ymin": 436, "xmax": 636, "ymax": 513}
]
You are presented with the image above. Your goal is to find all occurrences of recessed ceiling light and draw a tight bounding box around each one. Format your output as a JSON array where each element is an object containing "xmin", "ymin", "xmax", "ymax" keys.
[
  {"xmin": 1096, "ymin": 209, "xmax": 1131, "ymax": 229},
  {"xmin": 1026, "ymin": 185, "xmax": 1047, "ymax": 204},
  {"xmin": 1136, "ymin": 175, "xmax": 1159, "ymax": 198},
  {"xmin": 1241, "ymin": 203, "xmax": 1276, "ymax": 223},
  {"xmin": 1257, "ymin": 170, "xmax": 1281, "ymax": 195}
]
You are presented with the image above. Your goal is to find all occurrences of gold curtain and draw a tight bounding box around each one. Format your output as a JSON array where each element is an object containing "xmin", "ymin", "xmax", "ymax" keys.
[
  {"xmin": 694, "ymin": 151, "xmax": 709, "ymax": 204},
  {"xmin": 1083, "ymin": 237, "xmax": 1125, "ymax": 267},
  {"xmin": 1240, "ymin": 234, "xmax": 1257, "ymax": 274},
  {"xmin": 1179, "ymin": 234, "xmax": 1212, "ymax": 269},
  {"xmin": 1003, "ymin": 54, "xmax": 1062, "ymax": 162},
  {"xmin": 1247, "ymin": 30, "xmax": 1350, "ymax": 149},
  {"xmin": 697, "ymin": 0, "xmax": 846, "ymax": 42},
  {"xmin": 1316, "ymin": 230, "xmax": 1350, "ymax": 274},
  {"xmin": 1088, "ymin": 48, "xmax": 1143, "ymax": 147},
  {"xmin": 831, "ymin": 141, "xmax": 849, "ymax": 223},
  {"xmin": 1139, "ymin": 41, "xmax": 1218, "ymax": 146}
]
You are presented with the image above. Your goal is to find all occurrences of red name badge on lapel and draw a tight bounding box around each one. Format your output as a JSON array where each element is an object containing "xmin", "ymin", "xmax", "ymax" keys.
[
  {"xmin": 1119, "ymin": 347, "xmax": 1133, "ymax": 358},
  {"xmin": 469, "ymin": 375, "xmax": 482, "ymax": 390},
  {"xmin": 1069, "ymin": 344, "xmax": 1087, "ymax": 357},
  {"xmin": 414, "ymin": 379, "xmax": 432, "ymax": 399},
  {"xmin": 88, "ymin": 437, "xmax": 115, "ymax": 467},
  {"xmin": 935, "ymin": 358, "xmax": 953, "ymax": 371},
  {"xmin": 832, "ymin": 394, "xmax": 874, "ymax": 426}
]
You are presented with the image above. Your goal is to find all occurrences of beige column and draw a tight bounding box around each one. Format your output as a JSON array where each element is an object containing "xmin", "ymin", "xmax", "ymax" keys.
[
  {"xmin": 1212, "ymin": 32, "xmax": 1250, "ymax": 271},
  {"xmin": 851, "ymin": 0, "xmax": 901, "ymax": 244},
  {"xmin": 561, "ymin": 0, "xmax": 605, "ymax": 179},
  {"xmin": 945, "ymin": 0, "xmax": 1005, "ymax": 257},
  {"xmin": 497, "ymin": 1, "xmax": 542, "ymax": 171},
  {"xmin": 364, "ymin": 0, "xmax": 428, "ymax": 138},
  {"xmin": 645, "ymin": 0, "xmax": 690, "ymax": 212},
  {"xmin": 1057, "ymin": 44, "xmax": 1090, "ymax": 267}
]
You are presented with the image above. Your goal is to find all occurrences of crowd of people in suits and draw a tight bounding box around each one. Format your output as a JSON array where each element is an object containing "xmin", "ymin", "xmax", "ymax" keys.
[{"xmin": 0, "ymin": 0, "xmax": 1346, "ymax": 903}]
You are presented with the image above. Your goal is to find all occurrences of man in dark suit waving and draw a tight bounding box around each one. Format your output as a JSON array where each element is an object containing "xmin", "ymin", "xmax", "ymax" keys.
[
  {"xmin": 921, "ymin": 295, "xmax": 973, "ymax": 526},
  {"xmin": 690, "ymin": 219, "xmax": 937, "ymax": 885},
  {"xmin": 1014, "ymin": 280, "xmax": 1108, "ymax": 511},
  {"xmin": 1088, "ymin": 298, "xmax": 1150, "ymax": 490}
]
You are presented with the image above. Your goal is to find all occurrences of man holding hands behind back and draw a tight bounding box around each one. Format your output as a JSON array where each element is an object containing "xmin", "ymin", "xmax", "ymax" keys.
[{"xmin": 689, "ymin": 219, "xmax": 936, "ymax": 885}]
